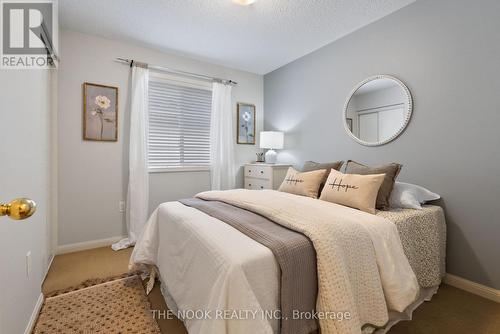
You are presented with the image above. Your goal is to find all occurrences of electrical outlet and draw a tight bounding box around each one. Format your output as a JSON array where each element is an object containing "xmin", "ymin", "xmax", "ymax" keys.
[
  {"xmin": 26, "ymin": 251, "xmax": 32, "ymax": 278},
  {"xmin": 119, "ymin": 201, "xmax": 125, "ymax": 213}
]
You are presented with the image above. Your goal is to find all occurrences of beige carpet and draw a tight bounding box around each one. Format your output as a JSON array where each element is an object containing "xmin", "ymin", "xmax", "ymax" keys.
[
  {"xmin": 43, "ymin": 247, "xmax": 186, "ymax": 334},
  {"xmin": 42, "ymin": 246, "xmax": 134, "ymax": 295},
  {"xmin": 35, "ymin": 276, "xmax": 161, "ymax": 334},
  {"xmin": 42, "ymin": 246, "xmax": 499, "ymax": 334}
]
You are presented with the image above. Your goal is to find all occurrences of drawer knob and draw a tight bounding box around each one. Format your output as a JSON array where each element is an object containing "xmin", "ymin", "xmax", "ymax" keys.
[
  {"xmin": 260, "ymin": 186, "xmax": 264, "ymax": 189},
  {"xmin": 260, "ymin": 171, "xmax": 264, "ymax": 174},
  {"xmin": 248, "ymin": 184, "xmax": 252, "ymax": 186}
]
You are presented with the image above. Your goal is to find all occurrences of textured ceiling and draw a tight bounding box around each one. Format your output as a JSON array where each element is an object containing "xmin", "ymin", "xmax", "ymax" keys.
[{"xmin": 59, "ymin": 0, "xmax": 415, "ymax": 74}]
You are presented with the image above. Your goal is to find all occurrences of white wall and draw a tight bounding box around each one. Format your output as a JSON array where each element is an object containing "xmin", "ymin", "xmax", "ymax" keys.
[
  {"xmin": 351, "ymin": 85, "xmax": 405, "ymax": 110},
  {"xmin": 58, "ymin": 30, "xmax": 264, "ymax": 247},
  {"xmin": 347, "ymin": 85, "xmax": 406, "ymax": 137},
  {"xmin": 0, "ymin": 70, "xmax": 53, "ymax": 333}
]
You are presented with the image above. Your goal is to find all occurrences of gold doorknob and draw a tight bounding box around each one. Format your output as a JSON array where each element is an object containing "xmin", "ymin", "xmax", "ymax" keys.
[{"xmin": 0, "ymin": 198, "xmax": 37, "ymax": 220}]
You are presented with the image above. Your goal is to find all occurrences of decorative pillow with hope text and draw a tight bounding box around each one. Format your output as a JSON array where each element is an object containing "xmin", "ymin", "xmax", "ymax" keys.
[
  {"xmin": 278, "ymin": 167, "xmax": 327, "ymax": 199},
  {"xmin": 319, "ymin": 169, "xmax": 386, "ymax": 214}
]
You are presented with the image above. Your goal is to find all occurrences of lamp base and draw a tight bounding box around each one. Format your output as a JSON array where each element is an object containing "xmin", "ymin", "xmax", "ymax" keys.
[{"xmin": 265, "ymin": 149, "xmax": 277, "ymax": 164}]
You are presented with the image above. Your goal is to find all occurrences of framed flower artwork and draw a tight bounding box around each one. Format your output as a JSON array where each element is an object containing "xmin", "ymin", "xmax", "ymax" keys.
[
  {"xmin": 83, "ymin": 82, "xmax": 118, "ymax": 141},
  {"xmin": 237, "ymin": 103, "xmax": 255, "ymax": 144}
]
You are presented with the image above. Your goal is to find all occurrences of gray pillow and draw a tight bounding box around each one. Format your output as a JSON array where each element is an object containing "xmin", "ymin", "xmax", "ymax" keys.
[
  {"xmin": 344, "ymin": 160, "xmax": 402, "ymax": 210},
  {"xmin": 302, "ymin": 161, "xmax": 344, "ymax": 195}
]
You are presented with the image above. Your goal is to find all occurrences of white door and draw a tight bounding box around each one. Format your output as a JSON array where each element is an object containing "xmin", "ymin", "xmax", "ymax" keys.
[
  {"xmin": 378, "ymin": 107, "xmax": 405, "ymax": 142},
  {"xmin": 358, "ymin": 112, "xmax": 378, "ymax": 142},
  {"xmin": 0, "ymin": 70, "xmax": 53, "ymax": 333}
]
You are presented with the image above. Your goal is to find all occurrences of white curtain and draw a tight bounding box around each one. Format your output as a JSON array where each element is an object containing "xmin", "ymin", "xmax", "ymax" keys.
[
  {"xmin": 210, "ymin": 82, "xmax": 235, "ymax": 190},
  {"xmin": 112, "ymin": 65, "xmax": 149, "ymax": 251}
]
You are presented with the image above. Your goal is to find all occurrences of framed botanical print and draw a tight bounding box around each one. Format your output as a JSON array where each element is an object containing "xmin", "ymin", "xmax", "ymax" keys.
[
  {"xmin": 237, "ymin": 103, "xmax": 255, "ymax": 144},
  {"xmin": 83, "ymin": 82, "xmax": 118, "ymax": 141}
]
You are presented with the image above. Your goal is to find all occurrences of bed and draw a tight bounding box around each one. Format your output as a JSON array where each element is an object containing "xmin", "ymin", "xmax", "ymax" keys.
[{"xmin": 130, "ymin": 189, "xmax": 446, "ymax": 334}]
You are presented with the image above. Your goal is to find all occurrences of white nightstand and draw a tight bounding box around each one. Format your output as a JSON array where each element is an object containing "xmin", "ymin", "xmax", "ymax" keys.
[{"xmin": 244, "ymin": 163, "xmax": 291, "ymax": 190}]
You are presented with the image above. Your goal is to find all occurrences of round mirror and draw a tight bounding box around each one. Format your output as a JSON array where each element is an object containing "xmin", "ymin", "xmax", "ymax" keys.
[{"xmin": 343, "ymin": 75, "xmax": 412, "ymax": 146}]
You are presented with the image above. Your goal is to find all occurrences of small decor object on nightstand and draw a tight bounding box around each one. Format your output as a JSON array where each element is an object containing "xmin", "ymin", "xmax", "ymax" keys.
[
  {"xmin": 237, "ymin": 103, "xmax": 256, "ymax": 144},
  {"xmin": 83, "ymin": 82, "xmax": 118, "ymax": 141},
  {"xmin": 260, "ymin": 131, "xmax": 284, "ymax": 164},
  {"xmin": 256, "ymin": 152, "xmax": 265, "ymax": 162}
]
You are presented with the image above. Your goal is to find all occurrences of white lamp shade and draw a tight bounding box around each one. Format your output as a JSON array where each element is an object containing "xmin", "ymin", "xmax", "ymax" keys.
[{"xmin": 260, "ymin": 131, "xmax": 284, "ymax": 149}]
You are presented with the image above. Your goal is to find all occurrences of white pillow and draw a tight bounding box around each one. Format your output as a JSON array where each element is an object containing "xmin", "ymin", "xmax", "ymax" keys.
[{"xmin": 389, "ymin": 182, "xmax": 440, "ymax": 210}]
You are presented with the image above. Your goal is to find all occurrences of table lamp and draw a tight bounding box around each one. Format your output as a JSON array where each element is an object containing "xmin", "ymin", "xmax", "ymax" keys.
[{"xmin": 259, "ymin": 131, "xmax": 284, "ymax": 164}]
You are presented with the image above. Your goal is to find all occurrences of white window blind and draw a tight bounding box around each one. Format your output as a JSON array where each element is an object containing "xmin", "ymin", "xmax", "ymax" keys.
[{"xmin": 148, "ymin": 78, "xmax": 212, "ymax": 170}]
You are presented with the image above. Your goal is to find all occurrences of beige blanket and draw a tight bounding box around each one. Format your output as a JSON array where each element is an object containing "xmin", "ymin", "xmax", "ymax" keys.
[{"xmin": 197, "ymin": 189, "xmax": 419, "ymax": 334}]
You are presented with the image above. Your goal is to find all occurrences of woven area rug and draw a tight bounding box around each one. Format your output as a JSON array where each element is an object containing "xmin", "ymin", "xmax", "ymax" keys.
[{"xmin": 33, "ymin": 275, "xmax": 161, "ymax": 334}]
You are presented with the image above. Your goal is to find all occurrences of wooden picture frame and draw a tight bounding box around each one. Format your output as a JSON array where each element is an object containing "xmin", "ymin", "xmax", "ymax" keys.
[
  {"xmin": 83, "ymin": 82, "xmax": 118, "ymax": 141},
  {"xmin": 237, "ymin": 103, "xmax": 256, "ymax": 145}
]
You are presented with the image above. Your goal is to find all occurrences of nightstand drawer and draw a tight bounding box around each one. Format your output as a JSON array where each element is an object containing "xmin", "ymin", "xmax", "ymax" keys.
[
  {"xmin": 244, "ymin": 165, "xmax": 271, "ymax": 179},
  {"xmin": 245, "ymin": 178, "xmax": 272, "ymax": 190}
]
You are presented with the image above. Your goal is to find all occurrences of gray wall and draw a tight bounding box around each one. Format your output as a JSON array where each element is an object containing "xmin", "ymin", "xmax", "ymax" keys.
[{"xmin": 264, "ymin": 0, "xmax": 500, "ymax": 289}]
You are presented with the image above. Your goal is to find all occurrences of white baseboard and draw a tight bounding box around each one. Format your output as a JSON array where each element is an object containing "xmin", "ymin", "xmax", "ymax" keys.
[
  {"xmin": 56, "ymin": 235, "xmax": 126, "ymax": 255},
  {"xmin": 24, "ymin": 293, "xmax": 44, "ymax": 334},
  {"xmin": 444, "ymin": 273, "xmax": 500, "ymax": 303},
  {"xmin": 42, "ymin": 255, "xmax": 55, "ymax": 283}
]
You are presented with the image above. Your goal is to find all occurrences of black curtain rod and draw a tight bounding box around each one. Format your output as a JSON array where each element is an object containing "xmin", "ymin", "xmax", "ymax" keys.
[{"xmin": 115, "ymin": 57, "xmax": 237, "ymax": 85}]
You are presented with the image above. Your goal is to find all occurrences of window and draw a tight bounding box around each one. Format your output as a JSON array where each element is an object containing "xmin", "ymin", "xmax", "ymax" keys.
[{"xmin": 148, "ymin": 74, "xmax": 212, "ymax": 171}]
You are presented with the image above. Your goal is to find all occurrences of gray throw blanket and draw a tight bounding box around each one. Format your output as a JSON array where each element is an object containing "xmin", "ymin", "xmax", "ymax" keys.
[{"xmin": 179, "ymin": 198, "xmax": 318, "ymax": 334}]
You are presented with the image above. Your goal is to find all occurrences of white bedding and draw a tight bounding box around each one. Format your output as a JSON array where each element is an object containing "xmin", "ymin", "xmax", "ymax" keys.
[{"xmin": 131, "ymin": 202, "xmax": 280, "ymax": 334}]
